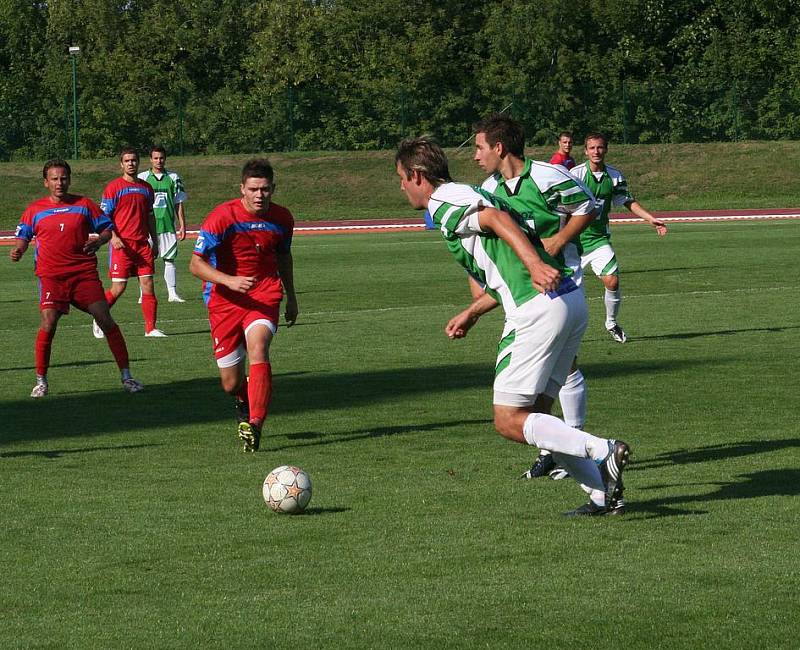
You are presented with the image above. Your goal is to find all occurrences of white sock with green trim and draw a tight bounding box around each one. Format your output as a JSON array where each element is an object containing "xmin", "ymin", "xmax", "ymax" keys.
[
  {"xmin": 165, "ymin": 261, "xmax": 178, "ymax": 296},
  {"xmin": 604, "ymin": 288, "xmax": 621, "ymax": 329}
]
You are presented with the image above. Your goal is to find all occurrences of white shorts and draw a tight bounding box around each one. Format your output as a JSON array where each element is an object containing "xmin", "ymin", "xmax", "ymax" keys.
[
  {"xmin": 581, "ymin": 243, "xmax": 618, "ymax": 277},
  {"xmin": 157, "ymin": 232, "xmax": 179, "ymax": 262},
  {"xmin": 493, "ymin": 286, "xmax": 588, "ymax": 407}
]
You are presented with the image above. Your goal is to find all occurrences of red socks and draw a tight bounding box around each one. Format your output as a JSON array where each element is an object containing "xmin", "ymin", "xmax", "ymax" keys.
[
  {"xmin": 105, "ymin": 289, "xmax": 118, "ymax": 309},
  {"xmin": 247, "ymin": 362, "xmax": 272, "ymax": 428},
  {"xmin": 105, "ymin": 324, "xmax": 130, "ymax": 370},
  {"xmin": 35, "ymin": 329, "xmax": 54, "ymax": 376},
  {"xmin": 141, "ymin": 293, "xmax": 158, "ymax": 333}
]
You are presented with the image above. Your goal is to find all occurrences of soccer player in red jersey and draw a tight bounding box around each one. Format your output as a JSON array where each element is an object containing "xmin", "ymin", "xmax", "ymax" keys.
[
  {"xmin": 94, "ymin": 147, "xmax": 165, "ymax": 338},
  {"xmin": 189, "ymin": 159, "xmax": 298, "ymax": 452},
  {"xmin": 10, "ymin": 159, "xmax": 143, "ymax": 397},
  {"xmin": 549, "ymin": 131, "xmax": 576, "ymax": 170}
]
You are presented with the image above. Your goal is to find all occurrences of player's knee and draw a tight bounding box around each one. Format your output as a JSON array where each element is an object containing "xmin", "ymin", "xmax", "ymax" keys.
[{"xmin": 604, "ymin": 275, "xmax": 619, "ymax": 291}]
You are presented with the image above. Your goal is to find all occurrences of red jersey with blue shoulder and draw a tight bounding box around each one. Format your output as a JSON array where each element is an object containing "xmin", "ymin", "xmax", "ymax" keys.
[
  {"xmin": 100, "ymin": 177, "xmax": 154, "ymax": 242},
  {"xmin": 15, "ymin": 195, "xmax": 112, "ymax": 278},
  {"xmin": 193, "ymin": 198, "xmax": 294, "ymax": 308},
  {"xmin": 549, "ymin": 152, "xmax": 576, "ymax": 169}
]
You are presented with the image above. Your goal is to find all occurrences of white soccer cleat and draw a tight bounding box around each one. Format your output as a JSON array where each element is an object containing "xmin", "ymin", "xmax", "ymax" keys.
[
  {"xmin": 144, "ymin": 328, "xmax": 167, "ymax": 337},
  {"xmin": 168, "ymin": 294, "xmax": 186, "ymax": 303},
  {"xmin": 122, "ymin": 377, "xmax": 144, "ymax": 393},
  {"xmin": 92, "ymin": 319, "xmax": 105, "ymax": 339},
  {"xmin": 30, "ymin": 381, "xmax": 49, "ymax": 398}
]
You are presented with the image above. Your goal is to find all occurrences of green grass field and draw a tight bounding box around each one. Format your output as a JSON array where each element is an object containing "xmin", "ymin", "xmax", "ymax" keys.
[
  {"xmin": 2, "ymin": 221, "xmax": 799, "ymax": 648},
  {"xmin": 2, "ymin": 140, "xmax": 800, "ymax": 230}
]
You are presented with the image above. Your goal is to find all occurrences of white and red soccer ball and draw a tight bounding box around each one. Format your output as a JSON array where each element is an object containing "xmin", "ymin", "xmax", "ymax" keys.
[{"xmin": 263, "ymin": 465, "xmax": 312, "ymax": 514}]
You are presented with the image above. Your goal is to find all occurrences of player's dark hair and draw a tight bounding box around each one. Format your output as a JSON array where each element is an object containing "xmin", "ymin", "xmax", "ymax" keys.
[
  {"xmin": 119, "ymin": 146, "xmax": 139, "ymax": 161},
  {"xmin": 150, "ymin": 145, "xmax": 167, "ymax": 156},
  {"xmin": 241, "ymin": 158, "xmax": 274, "ymax": 184},
  {"xmin": 473, "ymin": 113, "xmax": 525, "ymax": 158},
  {"xmin": 584, "ymin": 132, "xmax": 608, "ymax": 147},
  {"xmin": 394, "ymin": 136, "xmax": 451, "ymax": 186},
  {"xmin": 558, "ymin": 131, "xmax": 573, "ymax": 140},
  {"xmin": 42, "ymin": 159, "xmax": 71, "ymax": 178}
]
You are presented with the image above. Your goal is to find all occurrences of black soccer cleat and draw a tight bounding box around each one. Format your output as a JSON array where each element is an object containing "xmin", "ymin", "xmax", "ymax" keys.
[
  {"xmin": 599, "ymin": 440, "xmax": 630, "ymax": 501},
  {"xmin": 607, "ymin": 324, "xmax": 628, "ymax": 343},
  {"xmin": 235, "ymin": 398, "xmax": 250, "ymax": 424},
  {"xmin": 564, "ymin": 500, "xmax": 610, "ymax": 516},
  {"xmin": 520, "ymin": 452, "xmax": 556, "ymax": 479},
  {"xmin": 238, "ymin": 421, "xmax": 261, "ymax": 453}
]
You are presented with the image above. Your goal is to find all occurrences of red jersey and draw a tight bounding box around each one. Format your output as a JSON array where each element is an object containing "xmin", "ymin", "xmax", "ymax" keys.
[
  {"xmin": 15, "ymin": 195, "xmax": 112, "ymax": 278},
  {"xmin": 193, "ymin": 198, "xmax": 294, "ymax": 309},
  {"xmin": 100, "ymin": 177, "xmax": 154, "ymax": 243},
  {"xmin": 549, "ymin": 152, "xmax": 576, "ymax": 170}
]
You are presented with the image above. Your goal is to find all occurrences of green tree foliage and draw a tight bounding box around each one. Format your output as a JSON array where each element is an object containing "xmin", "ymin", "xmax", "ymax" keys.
[{"xmin": 1, "ymin": 0, "xmax": 799, "ymax": 159}]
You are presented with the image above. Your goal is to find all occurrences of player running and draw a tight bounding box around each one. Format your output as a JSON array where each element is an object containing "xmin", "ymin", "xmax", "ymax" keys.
[
  {"xmin": 570, "ymin": 132, "xmax": 668, "ymax": 342},
  {"xmin": 93, "ymin": 147, "xmax": 165, "ymax": 338},
  {"xmin": 189, "ymin": 159, "xmax": 298, "ymax": 452},
  {"xmin": 10, "ymin": 159, "xmax": 143, "ymax": 397},
  {"xmin": 396, "ymin": 136, "xmax": 630, "ymax": 516},
  {"xmin": 138, "ymin": 146, "xmax": 188, "ymax": 303}
]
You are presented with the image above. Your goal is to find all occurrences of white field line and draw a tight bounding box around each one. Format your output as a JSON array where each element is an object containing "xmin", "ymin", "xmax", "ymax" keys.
[{"xmin": 2, "ymin": 284, "xmax": 796, "ymax": 334}]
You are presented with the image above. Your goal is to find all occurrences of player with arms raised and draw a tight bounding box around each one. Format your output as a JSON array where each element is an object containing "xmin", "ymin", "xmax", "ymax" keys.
[
  {"xmin": 10, "ymin": 159, "xmax": 143, "ymax": 397},
  {"xmin": 93, "ymin": 147, "xmax": 165, "ymax": 338},
  {"xmin": 190, "ymin": 159, "xmax": 298, "ymax": 452}
]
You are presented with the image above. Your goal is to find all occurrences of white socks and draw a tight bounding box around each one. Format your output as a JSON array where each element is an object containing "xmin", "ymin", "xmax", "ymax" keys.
[
  {"xmin": 552, "ymin": 452, "xmax": 605, "ymax": 492},
  {"xmin": 165, "ymin": 261, "xmax": 178, "ymax": 296},
  {"xmin": 558, "ymin": 369, "xmax": 587, "ymax": 428},
  {"xmin": 604, "ymin": 288, "xmax": 621, "ymax": 329},
  {"xmin": 522, "ymin": 412, "xmax": 609, "ymax": 462}
]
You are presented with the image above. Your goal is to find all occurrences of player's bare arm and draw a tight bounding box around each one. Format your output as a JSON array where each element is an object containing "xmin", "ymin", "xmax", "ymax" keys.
[
  {"xmin": 445, "ymin": 291, "xmax": 498, "ymax": 339},
  {"xmin": 626, "ymin": 200, "xmax": 667, "ymax": 236},
  {"xmin": 477, "ymin": 206, "xmax": 560, "ymax": 293},
  {"xmin": 9, "ymin": 239, "xmax": 29, "ymax": 262},
  {"xmin": 147, "ymin": 210, "xmax": 160, "ymax": 257},
  {"xmin": 189, "ymin": 253, "xmax": 256, "ymax": 293},
  {"xmin": 83, "ymin": 228, "xmax": 113, "ymax": 254},
  {"xmin": 176, "ymin": 202, "xmax": 186, "ymax": 241},
  {"xmin": 541, "ymin": 211, "xmax": 596, "ymax": 256},
  {"xmin": 277, "ymin": 252, "xmax": 298, "ymax": 326}
]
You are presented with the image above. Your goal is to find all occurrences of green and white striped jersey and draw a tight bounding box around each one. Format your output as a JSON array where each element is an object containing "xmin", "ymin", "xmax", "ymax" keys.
[
  {"xmin": 481, "ymin": 157, "xmax": 596, "ymax": 250},
  {"xmin": 570, "ymin": 162, "xmax": 633, "ymax": 254},
  {"xmin": 428, "ymin": 182, "xmax": 572, "ymax": 314},
  {"xmin": 137, "ymin": 169, "xmax": 187, "ymax": 235}
]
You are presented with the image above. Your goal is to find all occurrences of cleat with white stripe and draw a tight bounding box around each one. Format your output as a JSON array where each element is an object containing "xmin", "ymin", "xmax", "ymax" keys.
[{"xmin": 599, "ymin": 440, "xmax": 630, "ymax": 502}]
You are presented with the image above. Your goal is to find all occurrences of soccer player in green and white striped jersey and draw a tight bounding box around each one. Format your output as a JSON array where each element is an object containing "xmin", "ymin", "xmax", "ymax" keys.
[
  {"xmin": 472, "ymin": 114, "xmax": 613, "ymax": 508},
  {"xmin": 570, "ymin": 133, "xmax": 667, "ymax": 343},
  {"xmin": 395, "ymin": 136, "xmax": 630, "ymax": 516},
  {"xmin": 138, "ymin": 146, "xmax": 188, "ymax": 303}
]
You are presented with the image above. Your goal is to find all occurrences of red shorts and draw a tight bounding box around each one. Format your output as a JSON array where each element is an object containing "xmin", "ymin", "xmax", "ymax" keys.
[
  {"xmin": 108, "ymin": 240, "xmax": 155, "ymax": 280},
  {"xmin": 39, "ymin": 271, "xmax": 106, "ymax": 315},
  {"xmin": 208, "ymin": 299, "xmax": 281, "ymax": 368}
]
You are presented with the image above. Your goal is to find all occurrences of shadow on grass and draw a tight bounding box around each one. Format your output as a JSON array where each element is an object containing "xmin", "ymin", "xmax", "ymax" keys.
[
  {"xmin": 622, "ymin": 265, "xmax": 721, "ymax": 275},
  {"xmin": 631, "ymin": 324, "xmax": 800, "ymax": 342},
  {"xmin": 273, "ymin": 418, "xmax": 493, "ymax": 450},
  {"xmin": 0, "ymin": 364, "xmax": 496, "ymax": 446},
  {"xmin": 0, "ymin": 442, "xmax": 160, "ymax": 459},
  {"xmin": 632, "ymin": 439, "xmax": 800, "ymax": 470},
  {"xmin": 627, "ymin": 468, "xmax": 800, "ymax": 519},
  {"xmin": 1, "ymin": 358, "xmax": 118, "ymax": 372}
]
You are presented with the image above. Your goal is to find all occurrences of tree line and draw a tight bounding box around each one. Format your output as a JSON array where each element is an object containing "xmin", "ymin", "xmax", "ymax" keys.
[{"xmin": 1, "ymin": 0, "xmax": 799, "ymax": 160}]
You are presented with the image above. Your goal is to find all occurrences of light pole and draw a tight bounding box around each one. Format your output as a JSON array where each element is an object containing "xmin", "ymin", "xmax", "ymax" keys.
[{"xmin": 68, "ymin": 46, "xmax": 80, "ymax": 159}]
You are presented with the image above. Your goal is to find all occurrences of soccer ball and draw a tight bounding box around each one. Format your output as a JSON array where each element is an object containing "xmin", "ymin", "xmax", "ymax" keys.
[{"xmin": 263, "ymin": 465, "xmax": 312, "ymax": 514}]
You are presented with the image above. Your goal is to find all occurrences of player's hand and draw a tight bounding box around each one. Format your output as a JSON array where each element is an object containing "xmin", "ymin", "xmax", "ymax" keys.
[
  {"xmin": 652, "ymin": 220, "xmax": 668, "ymax": 236},
  {"xmin": 284, "ymin": 297, "xmax": 298, "ymax": 327},
  {"xmin": 225, "ymin": 276, "xmax": 256, "ymax": 293},
  {"xmin": 530, "ymin": 261, "xmax": 560, "ymax": 294},
  {"xmin": 110, "ymin": 233, "xmax": 125, "ymax": 250},
  {"xmin": 445, "ymin": 309, "xmax": 479, "ymax": 339},
  {"xmin": 541, "ymin": 235, "xmax": 565, "ymax": 256},
  {"xmin": 177, "ymin": 226, "xmax": 186, "ymax": 241},
  {"xmin": 83, "ymin": 238, "xmax": 101, "ymax": 254},
  {"xmin": 9, "ymin": 247, "xmax": 23, "ymax": 262}
]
